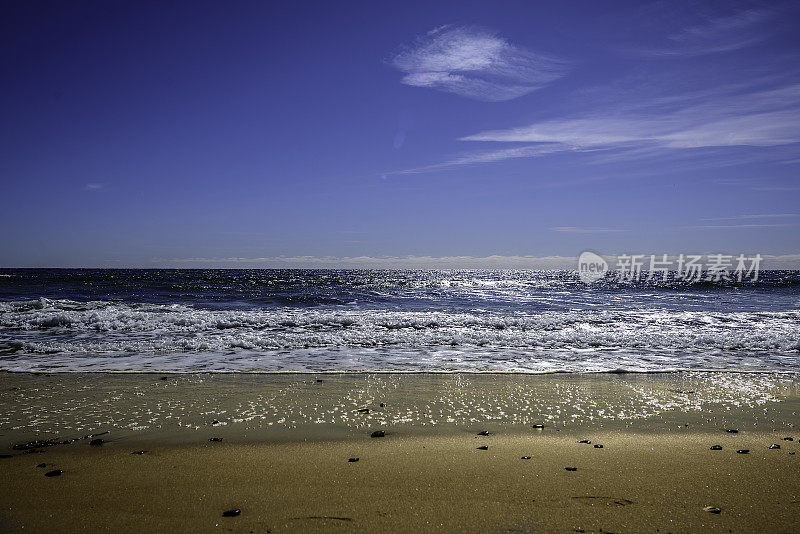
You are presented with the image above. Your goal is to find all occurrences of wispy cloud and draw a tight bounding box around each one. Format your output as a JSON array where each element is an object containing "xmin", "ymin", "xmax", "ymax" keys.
[
  {"xmin": 630, "ymin": 6, "xmax": 780, "ymax": 58},
  {"xmin": 551, "ymin": 227, "xmax": 625, "ymax": 234},
  {"xmin": 700, "ymin": 213, "xmax": 798, "ymax": 221},
  {"xmin": 391, "ymin": 25, "xmax": 567, "ymax": 102},
  {"xmin": 687, "ymin": 223, "xmax": 797, "ymax": 230},
  {"xmin": 149, "ymin": 253, "xmax": 800, "ymax": 269},
  {"xmin": 391, "ymin": 80, "xmax": 800, "ymax": 173},
  {"xmin": 84, "ymin": 183, "xmax": 105, "ymax": 191}
]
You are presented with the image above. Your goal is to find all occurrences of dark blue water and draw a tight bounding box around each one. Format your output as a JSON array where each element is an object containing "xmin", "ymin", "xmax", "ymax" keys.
[{"xmin": 0, "ymin": 269, "xmax": 798, "ymax": 373}]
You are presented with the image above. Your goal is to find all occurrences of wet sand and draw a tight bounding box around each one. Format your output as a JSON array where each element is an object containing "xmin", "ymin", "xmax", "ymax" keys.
[{"xmin": 1, "ymin": 372, "xmax": 799, "ymax": 532}]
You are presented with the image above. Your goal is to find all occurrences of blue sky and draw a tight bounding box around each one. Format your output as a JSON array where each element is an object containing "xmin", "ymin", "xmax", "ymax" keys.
[{"xmin": 1, "ymin": 0, "xmax": 799, "ymax": 268}]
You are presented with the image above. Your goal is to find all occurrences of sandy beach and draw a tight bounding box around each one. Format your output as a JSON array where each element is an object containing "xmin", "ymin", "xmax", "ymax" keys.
[{"xmin": 1, "ymin": 372, "xmax": 799, "ymax": 533}]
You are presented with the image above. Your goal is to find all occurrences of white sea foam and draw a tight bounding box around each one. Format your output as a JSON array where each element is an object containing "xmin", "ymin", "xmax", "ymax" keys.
[{"xmin": 0, "ymin": 298, "xmax": 798, "ymax": 372}]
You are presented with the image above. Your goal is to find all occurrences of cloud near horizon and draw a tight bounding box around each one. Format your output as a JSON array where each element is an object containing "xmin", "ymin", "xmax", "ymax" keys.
[
  {"xmin": 147, "ymin": 253, "xmax": 800, "ymax": 270},
  {"xmin": 391, "ymin": 25, "xmax": 567, "ymax": 102}
]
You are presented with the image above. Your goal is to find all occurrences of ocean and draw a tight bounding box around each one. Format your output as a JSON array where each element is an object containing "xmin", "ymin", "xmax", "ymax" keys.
[{"xmin": 0, "ymin": 268, "xmax": 798, "ymax": 373}]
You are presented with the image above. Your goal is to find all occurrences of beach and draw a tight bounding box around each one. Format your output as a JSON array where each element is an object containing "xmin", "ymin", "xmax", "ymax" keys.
[{"xmin": 1, "ymin": 372, "xmax": 799, "ymax": 533}]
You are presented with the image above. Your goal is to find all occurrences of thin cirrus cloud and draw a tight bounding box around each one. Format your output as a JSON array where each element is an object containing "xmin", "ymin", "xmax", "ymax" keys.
[
  {"xmin": 629, "ymin": 7, "xmax": 779, "ymax": 58},
  {"xmin": 390, "ymin": 25, "xmax": 568, "ymax": 102},
  {"xmin": 550, "ymin": 227, "xmax": 625, "ymax": 234},
  {"xmin": 700, "ymin": 213, "xmax": 798, "ymax": 221},
  {"xmin": 391, "ymin": 80, "xmax": 800, "ymax": 174}
]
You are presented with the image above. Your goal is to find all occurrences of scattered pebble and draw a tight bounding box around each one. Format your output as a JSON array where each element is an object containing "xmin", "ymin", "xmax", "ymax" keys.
[
  {"xmin": 36, "ymin": 463, "xmax": 47, "ymax": 468},
  {"xmin": 769, "ymin": 444, "xmax": 781, "ymax": 450},
  {"xmin": 521, "ymin": 456, "xmax": 531, "ymax": 460},
  {"xmin": 790, "ymin": 452, "xmax": 795, "ymax": 455},
  {"xmin": 222, "ymin": 509, "xmax": 241, "ymax": 517},
  {"xmin": 477, "ymin": 445, "xmax": 489, "ymax": 450},
  {"xmin": 348, "ymin": 457, "xmax": 359, "ymax": 462},
  {"xmin": 710, "ymin": 445, "xmax": 723, "ymax": 450},
  {"xmin": 477, "ymin": 431, "xmax": 490, "ymax": 436},
  {"xmin": 565, "ymin": 467, "xmax": 578, "ymax": 471},
  {"xmin": 132, "ymin": 451, "xmax": 147, "ymax": 455},
  {"xmin": 44, "ymin": 470, "xmax": 62, "ymax": 477},
  {"xmin": 593, "ymin": 444, "xmax": 603, "ymax": 449},
  {"xmin": 356, "ymin": 408, "xmax": 370, "ymax": 414},
  {"xmin": 370, "ymin": 430, "xmax": 385, "ymax": 438},
  {"xmin": 379, "ymin": 403, "xmax": 386, "ymax": 407},
  {"xmin": 209, "ymin": 438, "xmax": 223, "ymax": 442},
  {"xmin": 89, "ymin": 439, "xmax": 104, "ymax": 446},
  {"xmin": 532, "ymin": 424, "xmax": 545, "ymax": 429},
  {"xmin": 736, "ymin": 449, "xmax": 750, "ymax": 454},
  {"xmin": 0, "ymin": 454, "xmax": 12, "ymax": 459},
  {"xmin": 315, "ymin": 379, "xmax": 323, "ymax": 383},
  {"xmin": 725, "ymin": 429, "xmax": 739, "ymax": 434},
  {"xmin": 578, "ymin": 440, "xmax": 591, "ymax": 444},
  {"xmin": 783, "ymin": 437, "xmax": 794, "ymax": 441},
  {"xmin": 703, "ymin": 506, "xmax": 721, "ymax": 514}
]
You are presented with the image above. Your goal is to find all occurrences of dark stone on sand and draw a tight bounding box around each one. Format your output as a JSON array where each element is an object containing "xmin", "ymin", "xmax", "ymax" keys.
[
  {"xmin": 703, "ymin": 506, "xmax": 721, "ymax": 514},
  {"xmin": 790, "ymin": 452, "xmax": 796, "ymax": 455},
  {"xmin": 578, "ymin": 440, "xmax": 591, "ymax": 444},
  {"xmin": 736, "ymin": 449, "xmax": 749, "ymax": 454},
  {"xmin": 89, "ymin": 439, "xmax": 104, "ymax": 446},
  {"xmin": 132, "ymin": 450, "xmax": 147, "ymax": 455},
  {"xmin": 212, "ymin": 420, "xmax": 220, "ymax": 425},
  {"xmin": 348, "ymin": 457, "xmax": 359, "ymax": 462},
  {"xmin": 44, "ymin": 470, "xmax": 62, "ymax": 477},
  {"xmin": 379, "ymin": 403, "xmax": 386, "ymax": 407},
  {"xmin": 209, "ymin": 437, "xmax": 223, "ymax": 442},
  {"xmin": 521, "ymin": 456, "xmax": 531, "ymax": 460},
  {"xmin": 725, "ymin": 429, "xmax": 739, "ymax": 433},
  {"xmin": 61, "ymin": 440, "xmax": 75, "ymax": 445},
  {"xmin": 316, "ymin": 379, "xmax": 323, "ymax": 383},
  {"xmin": 593, "ymin": 444, "xmax": 603, "ymax": 448},
  {"xmin": 784, "ymin": 437, "xmax": 794, "ymax": 441},
  {"xmin": 159, "ymin": 377, "xmax": 168, "ymax": 380},
  {"xmin": 565, "ymin": 467, "xmax": 578, "ymax": 471},
  {"xmin": 477, "ymin": 431, "xmax": 490, "ymax": 436},
  {"xmin": 37, "ymin": 463, "xmax": 46, "ymax": 468},
  {"xmin": 370, "ymin": 430, "xmax": 385, "ymax": 438},
  {"xmin": 222, "ymin": 509, "xmax": 241, "ymax": 517},
  {"xmin": 710, "ymin": 445, "xmax": 723, "ymax": 450},
  {"xmin": 532, "ymin": 424, "xmax": 545, "ymax": 429},
  {"xmin": 769, "ymin": 444, "xmax": 781, "ymax": 449},
  {"xmin": 12, "ymin": 439, "xmax": 60, "ymax": 451},
  {"xmin": 0, "ymin": 454, "xmax": 12, "ymax": 459},
  {"xmin": 356, "ymin": 408, "xmax": 370, "ymax": 414},
  {"xmin": 477, "ymin": 445, "xmax": 489, "ymax": 450}
]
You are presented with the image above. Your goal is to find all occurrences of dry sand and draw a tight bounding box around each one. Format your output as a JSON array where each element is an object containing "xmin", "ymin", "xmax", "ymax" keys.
[{"xmin": 1, "ymin": 372, "xmax": 799, "ymax": 533}]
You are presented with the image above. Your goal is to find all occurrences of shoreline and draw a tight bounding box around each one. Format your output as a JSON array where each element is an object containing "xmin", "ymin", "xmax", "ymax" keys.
[{"xmin": 1, "ymin": 371, "xmax": 799, "ymax": 532}]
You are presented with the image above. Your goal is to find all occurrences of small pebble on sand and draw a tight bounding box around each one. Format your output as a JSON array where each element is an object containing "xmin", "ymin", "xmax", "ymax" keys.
[
  {"xmin": 222, "ymin": 509, "xmax": 241, "ymax": 517},
  {"xmin": 769, "ymin": 444, "xmax": 780, "ymax": 449},
  {"xmin": 565, "ymin": 467, "xmax": 578, "ymax": 471},
  {"xmin": 736, "ymin": 449, "xmax": 749, "ymax": 454},
  {"xmin": 370, "ymin": 430, "xmax": 385, "ymax": 438},
  {"xmin": 703, "ymin": 506, "xmax": 721, "ymax": 514},
  {"xmin": 44, "ymin": 470, "xmax": 62, "ymax": 477},
  {"xmin": 348, "ymin": 457, "xmax": 359, "ymax": 462},
  {"xmin": 477, "ymin": 445, "xmax": 489, "ymax": 450}
]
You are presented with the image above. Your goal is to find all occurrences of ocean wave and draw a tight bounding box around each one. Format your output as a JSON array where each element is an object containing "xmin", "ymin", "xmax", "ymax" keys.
[{"xmin": 1, "ymin": 299, "xmax": 798, "ymax": 359}]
